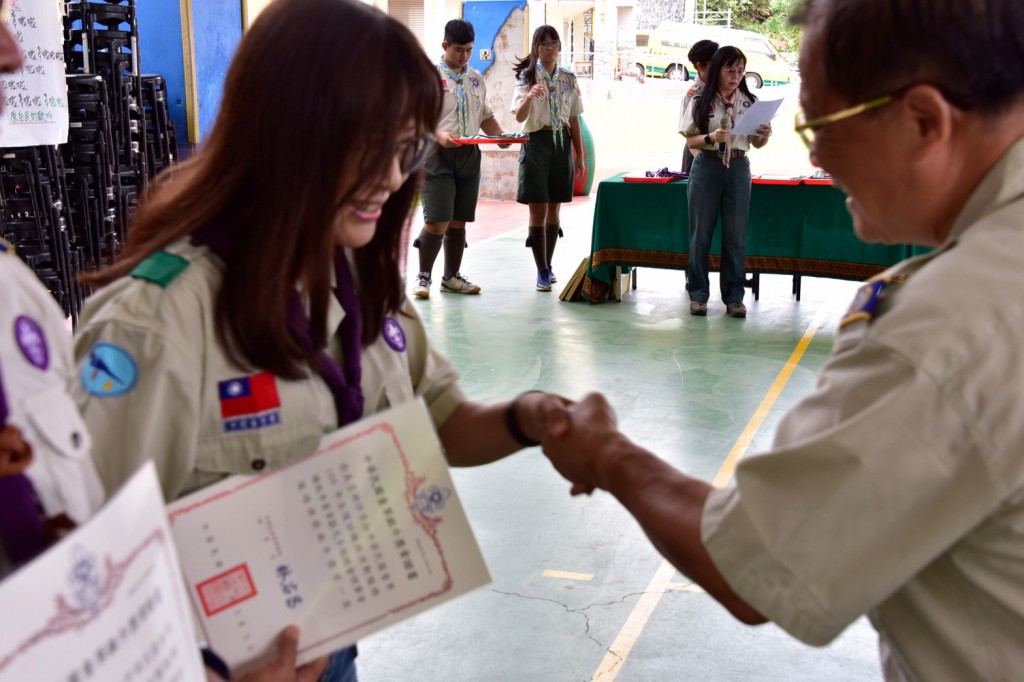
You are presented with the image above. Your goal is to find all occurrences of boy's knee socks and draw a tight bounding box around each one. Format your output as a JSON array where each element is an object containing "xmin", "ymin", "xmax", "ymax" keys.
[
  {"xmin": 413, "ymin": 229, "xmax": 443, "ymax": 276},
  {"xmin": 442, "ymin": 229, "xmax": 467, "ymax": 280}
]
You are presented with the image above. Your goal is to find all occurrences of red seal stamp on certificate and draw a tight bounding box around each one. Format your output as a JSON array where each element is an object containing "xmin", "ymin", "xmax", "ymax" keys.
[{"xmin": 196, "ymin": 564, "xmax": 258, "ymax": 616}]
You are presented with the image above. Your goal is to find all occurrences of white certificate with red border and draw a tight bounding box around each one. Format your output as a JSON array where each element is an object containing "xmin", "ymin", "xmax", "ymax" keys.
[
  {"xmin": 0, "ymin": 463, "xmax": 206, "ymax": 681},
  {"xmin": 167, "ymin": 398, "xmax": 491, "ymax": 674}
]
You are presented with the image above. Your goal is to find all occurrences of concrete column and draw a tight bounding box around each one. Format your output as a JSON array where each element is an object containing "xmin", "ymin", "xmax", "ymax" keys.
[{"xmin": 592, "ymin": 0, "xmax": 616, "ymax": 79}]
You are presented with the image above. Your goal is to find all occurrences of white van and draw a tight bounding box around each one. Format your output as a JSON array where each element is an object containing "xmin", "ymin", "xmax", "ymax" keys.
[{"xmin": 637, "ymin": 23, "xmax": 792, "ymax": 88}]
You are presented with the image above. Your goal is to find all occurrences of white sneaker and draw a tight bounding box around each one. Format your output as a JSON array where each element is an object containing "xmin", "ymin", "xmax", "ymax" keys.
[
  {"xmin": 440, "ymin": 273, "xmax": 481, "ymax": 294},
  {"xmin": 413, "ymin": 272, "xmax": 431, "ymax": 298}
]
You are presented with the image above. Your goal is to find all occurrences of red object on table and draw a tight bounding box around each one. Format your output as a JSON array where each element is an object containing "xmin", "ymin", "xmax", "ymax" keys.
[
  {"xmin": 623, "ymin": 172, "xmax": 685, "ymax": 184},
  {"xmin": 451, "ymin": 136, "xmax": 528, "ymax": 145},
  {"xmin": 753, "ymin": 175, "xmax": 803, "ymax": 185}
]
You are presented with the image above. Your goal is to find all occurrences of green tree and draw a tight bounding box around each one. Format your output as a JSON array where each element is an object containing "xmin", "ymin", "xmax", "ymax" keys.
[{"xmin": 700, "ymin": 0, "xmax": 803, "ymax": 51}]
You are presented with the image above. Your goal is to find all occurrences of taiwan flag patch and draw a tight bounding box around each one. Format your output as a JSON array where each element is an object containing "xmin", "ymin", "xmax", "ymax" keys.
[{"xmin": 218, "ymin": 372, "xmax": 282, "ymax": 432}]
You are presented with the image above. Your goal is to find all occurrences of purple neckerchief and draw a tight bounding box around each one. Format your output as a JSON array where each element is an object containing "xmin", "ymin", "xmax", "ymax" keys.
[
  {"xmin": 191, "ymin": 229, "xmax": 364, "ymax": 427},
  {"xmin": 0, "ymin": 357, "xmax": 47, "ymax": 569},
  {"xmin": 0, "ymin": 358, "xmax": 7, "ymax": 424}
]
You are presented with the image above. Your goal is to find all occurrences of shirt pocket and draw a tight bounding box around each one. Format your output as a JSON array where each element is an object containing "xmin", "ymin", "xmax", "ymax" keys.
[
  {"xmin": 195, "ymin": 418, "xmax": 324, "ymax": 478},
  {"xmin": 24, "ymin": 383, "xmax": 93, "ymax": 462},
  {"xmin": 23, "ymin": 383, "xmax": 103, "ymax": 520}
]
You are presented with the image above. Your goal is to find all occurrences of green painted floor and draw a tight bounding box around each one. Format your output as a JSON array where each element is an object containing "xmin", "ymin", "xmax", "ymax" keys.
[{"xmin": 359, "ymin": 198, "xmax": 883, "ymax": 681}]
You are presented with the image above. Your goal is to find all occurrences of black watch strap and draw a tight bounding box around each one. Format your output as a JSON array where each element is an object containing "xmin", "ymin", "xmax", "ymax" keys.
[{"xmin": 506, "ymin": 391, "xmax": 543, "ymax": 447}]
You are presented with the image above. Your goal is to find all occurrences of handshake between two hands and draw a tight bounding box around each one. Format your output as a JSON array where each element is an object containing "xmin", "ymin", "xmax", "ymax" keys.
[{"xmin": 519, "ymin": 391, "xmax": 624, "ymax": 497}]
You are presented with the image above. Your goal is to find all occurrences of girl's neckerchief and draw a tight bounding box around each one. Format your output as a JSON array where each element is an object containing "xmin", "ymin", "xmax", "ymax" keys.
[
  {"xmin": 0, "ymin": 358, "xmax": 47, "ymax": 570},
  {"xmin": 0, "ymin": 359, "xmax": 7, "ymax": 424},
  {"xmin": 193, "ymin": 229, "xmax": 364, "ymax": 428},
  {"xmin": 439, "ymin": 59, "xmax": 469, "ymax": 138},
  {"xmin": 717, "ymin": 91, "xmax": 737, "ymax": 168},
  {"xmin": 537, "ymin": 61, "xmax": 563, "ymax": 147}
]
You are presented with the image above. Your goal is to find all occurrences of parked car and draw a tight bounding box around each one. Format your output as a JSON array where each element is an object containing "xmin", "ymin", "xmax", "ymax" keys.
[{"xmin": 636, "ymin": 23, "xmax": 793, "ymax": 88}]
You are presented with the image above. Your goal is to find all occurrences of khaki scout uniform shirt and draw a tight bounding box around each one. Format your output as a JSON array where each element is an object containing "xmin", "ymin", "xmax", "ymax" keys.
[
  {"xmin": 436, "ymin": 62, "xmax": 494, "ymax": 136},
  {"xmin": 0, "ymin": 245, "xmax": 103, "ymax": 523},
  {"xmin": 682, "ymin": 89, "xmax": 756, "ymax": 152},
  {"xmin": 678, "ymin": 76, "xmax": 705, "ymax": 135},
  {"xmin": 72, "ymin": 238, "xmax": 465, "ymax": 502},
  {"xmin": 702, "ymin": 138, "xmax": 1024, "ymax": 681},
  {"xmin": 510, "ymin": 67, "xmax": 584, "ymax": 134}
]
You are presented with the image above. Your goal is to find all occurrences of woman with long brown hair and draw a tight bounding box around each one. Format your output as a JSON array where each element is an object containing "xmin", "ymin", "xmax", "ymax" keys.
[{"xmin": 71, "ymin": 1, "xmax": 560, "ymax": 679}]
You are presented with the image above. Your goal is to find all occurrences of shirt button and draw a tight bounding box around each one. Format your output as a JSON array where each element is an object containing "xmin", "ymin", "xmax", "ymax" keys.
[{"xmin": 251, "ymin": 459, "xmax": 266, "ymax": 471}]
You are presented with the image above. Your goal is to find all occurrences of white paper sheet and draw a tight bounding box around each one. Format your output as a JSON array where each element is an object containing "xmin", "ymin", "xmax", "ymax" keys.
[
  {"xmin": 732, "ymin": 98, "xmax": 785, "ymax": 137},
  {"xmin": 0, "ymin": 463, "xmax": 205, "ymax": 681},
  {"xmin": 0, "ymin": 0, "xmax": 70, "ymax": 147},
  {"xmin": 167, "ymin": 398, "xmax": 491, "ymax": 674}
]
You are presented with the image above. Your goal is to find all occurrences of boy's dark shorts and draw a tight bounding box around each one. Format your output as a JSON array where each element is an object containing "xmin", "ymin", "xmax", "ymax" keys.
[
  {"xmin": 517, "ymin": 128, "xmax": 574, "ymax": 205},
  {"xmin": 422, "ymin": 144, "xmax": 482, "ymax": 223}
]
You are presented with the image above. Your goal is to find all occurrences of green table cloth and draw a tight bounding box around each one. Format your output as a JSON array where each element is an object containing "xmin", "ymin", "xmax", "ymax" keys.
[{"xmin": 583, "ymin": 174, "xmax": 912, "ymax": 302}]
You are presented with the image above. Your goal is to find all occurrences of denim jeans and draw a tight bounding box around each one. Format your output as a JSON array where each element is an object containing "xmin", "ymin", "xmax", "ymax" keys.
[
  {"xmin": 685, "ymin": 153, "xmax": 752, "ymax": 304},
  {"xmin": 320, "ymin": 645, "xmax": 358, "ymax": 682}
]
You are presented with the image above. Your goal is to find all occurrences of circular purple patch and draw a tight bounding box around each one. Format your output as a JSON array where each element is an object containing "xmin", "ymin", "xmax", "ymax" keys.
[
  {"xmin": 382, "ymin": 317, "xmax": 407, "ymax": 352},
  {"xmin": 15, "ymin": 315, "xmax": 49, "ymax": 370}
]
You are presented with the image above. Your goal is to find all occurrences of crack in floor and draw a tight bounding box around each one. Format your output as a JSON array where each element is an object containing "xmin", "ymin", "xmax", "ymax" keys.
[{"xmin": 489, "ymin": 588, "xmax": 654, "ymax": 654}]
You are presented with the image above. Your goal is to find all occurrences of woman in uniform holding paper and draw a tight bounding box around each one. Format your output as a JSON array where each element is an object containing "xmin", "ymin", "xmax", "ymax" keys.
[
  {"xmin": 681, "ymin": 46, "xmax": 773, "ymax": 318},
  {"xmin": 71, "ymin": 1, "xmax": 559, "ymax": 680}
]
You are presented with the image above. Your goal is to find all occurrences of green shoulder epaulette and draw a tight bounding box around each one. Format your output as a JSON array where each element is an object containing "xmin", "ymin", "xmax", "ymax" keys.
[{"xmin": 130, "ymin": 251, "xmax": 190, "ymax": 287}]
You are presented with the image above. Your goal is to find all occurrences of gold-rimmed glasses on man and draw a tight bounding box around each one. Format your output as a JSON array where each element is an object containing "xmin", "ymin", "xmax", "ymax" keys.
[{"xmin": 794, "ymin": 93, "xmax": 897, "ymax": 152}]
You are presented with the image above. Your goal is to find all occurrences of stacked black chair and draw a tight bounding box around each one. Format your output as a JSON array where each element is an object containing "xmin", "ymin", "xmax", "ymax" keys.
[
  {"xmin": 140, "ymin": 74, "xmax": 176, "ymax": 178},
  {"xmin": 65, "ymin": 0, "xmax": 146, "ymax": 241},
  {"xmin": 0, "ymin": 146, "xmax": 84, "ymax": 324},
  {"xmin": 63, "ymin": 74, "xmax": 120, "ymax": 271},
  {"xmin": 0, "ymin": 0, "xmax": 178, "ymax": 321}
]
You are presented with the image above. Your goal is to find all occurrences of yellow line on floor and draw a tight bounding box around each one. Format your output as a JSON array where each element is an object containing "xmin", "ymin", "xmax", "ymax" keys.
[
  {"xmin": 712, "ymin": 312, "xmax": 825, "ymax": 487},
  {"xmin": 592, "ymin": 559, "xmax": 678, "ymax": 681},
  {"xmin": 590, "ymin": 313, "xmax": 824, "ymax": 682},
  {"xmin": 666, "ymin": 582, "xmax": 705, "ymax": 592},
  {"xmin": 543, "ymin": 569, "xmax": 595, "ymax": 581}
]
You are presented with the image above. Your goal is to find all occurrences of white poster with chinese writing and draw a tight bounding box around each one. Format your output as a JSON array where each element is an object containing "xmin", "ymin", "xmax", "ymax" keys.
[
  {"xmin": 0, "ymin": 0, "xmax": 69, "ymax": 147},
  {"xmin": 0, "ymin": 462, "xmax": 206, "ymax": 681},
  {"xmin": 167, "ymin": 398, "xmax": 492, "ymax": 675}
]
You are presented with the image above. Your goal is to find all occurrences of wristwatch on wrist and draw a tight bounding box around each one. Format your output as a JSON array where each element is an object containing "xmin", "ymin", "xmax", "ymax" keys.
[{"xmin": 704, "ymin": 133, "xmax": 713, "ymax": 145}]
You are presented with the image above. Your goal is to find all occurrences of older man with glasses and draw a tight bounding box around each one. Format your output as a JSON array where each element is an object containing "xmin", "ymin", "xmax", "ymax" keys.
[{"xmin": 538, "ymin": 1, "xmax": 1024, "ymax": 679}]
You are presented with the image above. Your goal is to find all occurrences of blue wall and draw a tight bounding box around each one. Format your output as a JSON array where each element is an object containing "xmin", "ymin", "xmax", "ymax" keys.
[
  {"xmin": 464, "ymin": 1, "xmax": 526, "ymax": 75},
  {"xmin": 136, "ymin": 1, "xmax": 242, "ymax": 143},
  {"xmin": 137, "ymin": 1, "xmax": 188, "ymax": 142},
  {"xmin": 193, "ymin": 2, "xmax": 242, "ymax": 140}
]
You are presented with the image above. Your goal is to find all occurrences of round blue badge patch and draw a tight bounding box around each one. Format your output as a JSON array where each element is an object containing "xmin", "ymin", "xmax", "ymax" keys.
[
  {"xmin": 383, "ymin": 317, "xmax": 407, "ymax": 352},
  {"xmin": 80, "ymin": 342, "xmax": 138, "ymax": 397},
  {"xmin": 15, "ymin": 315, "xmax": 49, "ymax": 370}
]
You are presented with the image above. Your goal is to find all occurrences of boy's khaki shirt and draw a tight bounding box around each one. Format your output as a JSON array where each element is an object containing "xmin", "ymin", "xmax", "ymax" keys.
[{"xmin": 436, "ymin": 63, "xmax": 494, "ymax": 135}]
